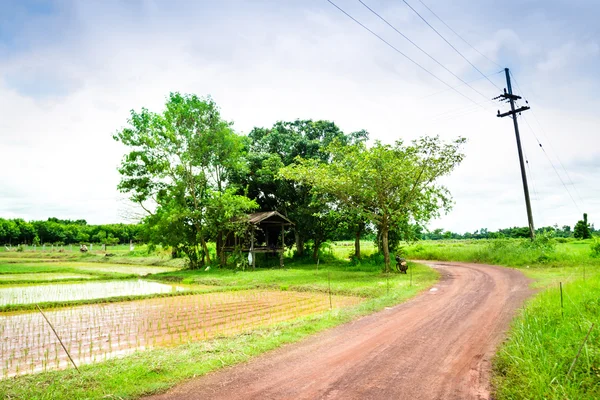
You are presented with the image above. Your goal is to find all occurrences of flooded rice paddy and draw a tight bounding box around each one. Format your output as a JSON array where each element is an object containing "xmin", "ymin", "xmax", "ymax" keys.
[
  {"xmin": 0, "ymin": 280, "xmax": 186, "ymax": 306},
  {"xmin": 0, "ymin": 290, "xmax": 362, "ymax": 377},
  {"xmin": 0, "ymin": 273, "xmax": 95, "ymax": 282}
]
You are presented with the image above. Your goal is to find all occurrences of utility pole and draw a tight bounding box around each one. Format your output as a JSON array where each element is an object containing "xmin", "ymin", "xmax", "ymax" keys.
[{"xmin": 494, "ymin": 68, "xmax": 535, "ymax": 240}]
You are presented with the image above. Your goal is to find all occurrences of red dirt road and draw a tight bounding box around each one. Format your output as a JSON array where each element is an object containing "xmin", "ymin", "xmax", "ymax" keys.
[{"xmin": 145, "ymin": 262, "xmax": 532, "ymax": 400}]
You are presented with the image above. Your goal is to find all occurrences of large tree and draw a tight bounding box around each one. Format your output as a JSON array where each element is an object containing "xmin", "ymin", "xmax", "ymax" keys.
[
  {"xmin": 281, "ymin": 136, "xmax": 466, "ymax": 272},
  {"xmin": 114, "ymin": 93, "xmax": 256, "ymax": 268},
  {"xmin": 232, "ymin": 119, "xmax": 368, "ymax": 258}
]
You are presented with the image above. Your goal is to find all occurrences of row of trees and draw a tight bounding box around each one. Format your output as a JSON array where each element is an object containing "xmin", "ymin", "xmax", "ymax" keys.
[
  {"xmin": 115, "ymin": 93, "xmax": 465, "ymax": 271},
  {"xmin": 422, "ymin": 216, "xmax": 597, "ymax": 241},
  {"xmin": 0, "ymin": 218, "xmax": 143, "ymax": 246}
]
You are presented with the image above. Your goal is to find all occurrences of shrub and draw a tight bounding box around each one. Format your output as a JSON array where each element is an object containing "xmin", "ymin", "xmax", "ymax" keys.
[{"xmin": 591, "ymin": 239, "xmax": 600, "ymax": 258}]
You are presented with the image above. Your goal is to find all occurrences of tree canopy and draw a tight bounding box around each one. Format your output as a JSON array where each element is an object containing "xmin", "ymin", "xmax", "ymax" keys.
[
  {"xmin": 231, "ymin": 119, "xmax": 369, "ymax": 259},
  {"xmin": 114, "ymin": 93, "xmax": 256, "ymax": 268},
  {"xmin": 281, "ymin": 136, "xmax": 466, "ymax": 271}
]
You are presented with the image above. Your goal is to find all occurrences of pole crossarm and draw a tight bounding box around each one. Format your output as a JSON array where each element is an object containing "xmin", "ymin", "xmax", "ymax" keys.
[{"xmin": 497, "ymin": 106, "xmax": 530, "ymax": 118}]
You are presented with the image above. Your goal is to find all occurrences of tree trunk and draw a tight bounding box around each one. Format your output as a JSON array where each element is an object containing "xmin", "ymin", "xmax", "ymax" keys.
[
  {"xmin": 312, "ymin": 239, "xmax": 320, "ymax": 263},
  {"xmin": 354, "ymin": 229, "xmax": 361, "ymax": 259},
  {"xmin": 294, "ymin": 230, "xmax": 304, "ymax": 257},
  {"xmin": 184, "ymin": 246, "xmax": 199, "ymax": 269},
  {"xmin": 217, "ymin": 231, "xmax": 226, "ymax": 267},
  {"xmin": 200, "ymin": 236, "xmax": 211, "ymax": 264},
  {"xmin": 382, "ymin": 224, "xmax": 390, "ymax": 273}
]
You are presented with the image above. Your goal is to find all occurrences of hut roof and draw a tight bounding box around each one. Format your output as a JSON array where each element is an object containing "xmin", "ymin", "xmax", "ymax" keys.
[{"xmin": 247, "ymin": 211, "xmax": 293, "ymax": 226}]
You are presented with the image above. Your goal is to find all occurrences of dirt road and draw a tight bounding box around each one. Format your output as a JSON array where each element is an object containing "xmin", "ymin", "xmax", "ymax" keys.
[{"xmin": 145, "ymin": 262, "xmax": 532, "ymax": 400}]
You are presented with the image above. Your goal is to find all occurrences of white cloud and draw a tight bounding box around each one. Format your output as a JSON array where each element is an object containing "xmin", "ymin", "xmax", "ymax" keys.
[
  {"xmin": 0, "ymin": 0, "xmax": 599, "ymax": 232},
  {"xmin": 537, "ymin": 41, "xmax": 599, "ymax": 72}
]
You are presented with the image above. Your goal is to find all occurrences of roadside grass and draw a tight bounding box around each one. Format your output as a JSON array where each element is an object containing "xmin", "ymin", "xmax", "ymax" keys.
[
  {"xmin": 0, "ymin": 260, "xmax": 438, "ymax": 400},
  {"xmin": 403, "ymin": 238, "xmax": 600, "ymax": 270},
  {"xmin": 493, "ymin": 274, "xmax": 600, "ymax": 399}
]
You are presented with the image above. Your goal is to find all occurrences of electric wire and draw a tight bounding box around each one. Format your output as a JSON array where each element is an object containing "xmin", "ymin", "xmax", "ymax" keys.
[
  {"xmin": 415, "ymin": 0, "xmax": 502, "ymax": 68},
  {"xmin": 420, "ymin": 69, "xmax": 503, "ymax": 99},
  {"xmin": 510, "ymin": 71, "xmax": 586, "ymax": 207},
  {"xmin": 402, "ymin": 0, "xmax": 501, "ymax": 91},
  {"xmin": 325, "ymin": 0, "xmax": 488, "ymax": 110},
  {"xmin": 520, "ymin": 115, "xmax": 582, "ymax": 214},
  {"xmin": 358, "ymin": 0, "xmax": 497, "ymax": 106},
  {"xmin": 522, "ymin": 144, "xmax": 545, "ymax": 227}
]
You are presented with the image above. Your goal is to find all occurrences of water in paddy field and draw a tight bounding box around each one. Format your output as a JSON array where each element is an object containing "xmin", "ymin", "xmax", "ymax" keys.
[{"xmin": 0, "ymin": 280, "xmax": 187, "ymax": 306}]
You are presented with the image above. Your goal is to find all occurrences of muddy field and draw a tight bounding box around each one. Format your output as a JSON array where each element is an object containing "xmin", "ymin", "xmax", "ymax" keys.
[{"xmin": 0, "ymin": 290, "xmax": 361, "ymax": 377}]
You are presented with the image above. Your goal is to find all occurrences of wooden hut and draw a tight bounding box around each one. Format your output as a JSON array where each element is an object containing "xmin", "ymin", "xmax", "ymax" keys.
[{"xmin": 224, "ymin": 211, "xmax": 293, "ymax": 269}]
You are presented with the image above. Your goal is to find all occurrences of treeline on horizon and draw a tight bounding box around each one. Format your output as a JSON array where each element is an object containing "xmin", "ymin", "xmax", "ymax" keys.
[
  {"xmin": 422, "ymin": 224, "xmax": 598, "ymax": 240},
  {"xmin": 1, "ymin": 216, "xmax": 596, "ymax": 246},
  {"xmin": 0, "ymin": 217, "xmax": 143, "ymax": 246}
]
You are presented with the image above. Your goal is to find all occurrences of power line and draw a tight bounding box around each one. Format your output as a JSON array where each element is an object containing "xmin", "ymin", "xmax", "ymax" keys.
[
  {"xmin": 522, "ymin": 144, "xmax": 546, "ymax": 227},
  {"xmin": 509, "ymin": 71, "xmax": 586, "ymax": 208},
  {"xmin": 402, "ymin": 0, "xmax": 501, "ymax": 91},
  {"xmin": 324, "ymin": 0, "xmax": 487, "ymax": 110},
  {"xmin": 420, "ymin": 69, "xmax": 503, "ymax": 99},
  {"xmin": 415, "ymin": 0, "xmax": 502, "ymax": 69},
  {"xmin": 429, "ymin": 99, "xmax": 490, "ymax": 121},
  {"xmin": 521, "ymin": 114, "xmax": 582, "ymax": 214},
  {"xmin": 358, "ymin": 0, "xmax": 497, "ymax": 106}
]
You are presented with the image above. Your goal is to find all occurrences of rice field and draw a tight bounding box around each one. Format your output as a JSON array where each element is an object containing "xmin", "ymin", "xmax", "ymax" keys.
[
  {"xmin": 0, "ymin": 280, "xmax": 187, "ymax": 306},
  {"xmin": 0, "ymin": 290, "xmax": 361, "ymax": 377},
  {"xmin": 0, "ymin": 273, "xmax": 94, "ymax": 282}
]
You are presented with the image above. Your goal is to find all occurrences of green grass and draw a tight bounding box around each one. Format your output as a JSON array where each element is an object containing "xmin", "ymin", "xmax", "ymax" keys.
[
  {"xmin": 493, "ymin": 275, "xmax": 600, "ymax": 399},
  {"xmin": 153, "ymin": 260, "xmax": 427, "ymax": 298},
  {"xmin": 403, "ymin": 238, "xmax": 600, "ymax": 269}
]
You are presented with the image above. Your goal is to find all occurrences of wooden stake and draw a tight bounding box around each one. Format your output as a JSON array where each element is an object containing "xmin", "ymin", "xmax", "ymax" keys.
[
  {"xmin": 560, "ymin": 282, "xmax": 564, "ymax": 318},
  {"xmin": 36, "ymin": 305, "xmax": 80, "ymax": 374},
  {"xmin": 567, "ymin": 323, "xmax": 595, "ymax": 376},
  {"xmin": 328, "ymin": 272, "xmax": 332, "ymax": 310}
]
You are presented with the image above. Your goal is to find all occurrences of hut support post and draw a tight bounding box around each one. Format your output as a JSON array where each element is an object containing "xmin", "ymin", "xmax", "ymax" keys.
[
  {"xmin": 280, "ymin": 225, "xmax": 285, "ymax": 268},
  {"xmin": 251, "ymin": 226, "xmax": 256, "ymax": 271}
]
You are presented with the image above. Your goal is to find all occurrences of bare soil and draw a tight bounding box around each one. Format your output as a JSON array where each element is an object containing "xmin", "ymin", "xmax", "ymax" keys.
[{"xmin": 145, "ymin": 262, "xmax": 532, "ymax": 400}]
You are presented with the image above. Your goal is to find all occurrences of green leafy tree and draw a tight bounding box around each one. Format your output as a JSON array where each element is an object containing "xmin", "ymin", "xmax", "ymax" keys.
[
  {"xmin": 232, "ymin": 119, "xmax": 368, "ymax": 258},
  {"xmin": 114, "ymin": 93, "xmax": 255, "ymax": 268},
  {"xmin": 574, "ymin": 213, "xmax": 592, "ymax": 239},
  {"xmin": 281, "ymin": 136, "xmax": 466, "ymax": 272}
]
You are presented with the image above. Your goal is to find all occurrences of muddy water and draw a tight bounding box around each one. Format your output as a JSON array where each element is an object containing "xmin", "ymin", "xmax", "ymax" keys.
[
  {"xmin": 0, "ymin": 290, "xmax": 362, "ymax": 378},
  {"xmin": 0, "ymin": 280, "xmax": 186, "ymax": 306}
]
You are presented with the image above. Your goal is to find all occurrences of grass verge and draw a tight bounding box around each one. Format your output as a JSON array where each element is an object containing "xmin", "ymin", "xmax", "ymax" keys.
[{"xmin": 493, "ymin": 275, "xmax": 600, "ymax": 399}]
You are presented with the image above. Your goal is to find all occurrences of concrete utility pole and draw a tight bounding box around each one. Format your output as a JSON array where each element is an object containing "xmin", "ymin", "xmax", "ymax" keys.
[{"xmin": 494, "ymin": 68, "xmax": 535, "ymax": 240}]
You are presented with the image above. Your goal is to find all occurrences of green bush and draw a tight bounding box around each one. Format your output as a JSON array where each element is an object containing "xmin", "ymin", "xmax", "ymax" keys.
[{"xmin": 591, "ymin": 239, "xmax": 600, "ymax": 258}]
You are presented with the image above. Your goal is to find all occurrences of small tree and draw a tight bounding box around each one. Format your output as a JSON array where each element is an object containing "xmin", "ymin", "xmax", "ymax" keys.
[
  {"xmin": 281, "ymin": 136, "xmax": 466, "ymax": 272},
  {"xmin": 574, "ymin": 213, "xmax": 592, "ymax": 239}
]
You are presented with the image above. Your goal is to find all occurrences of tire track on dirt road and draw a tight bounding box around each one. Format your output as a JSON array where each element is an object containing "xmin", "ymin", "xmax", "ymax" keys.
[{"xmin": 145, "ymin": 262, "xmax": 532, "ymax": 400}]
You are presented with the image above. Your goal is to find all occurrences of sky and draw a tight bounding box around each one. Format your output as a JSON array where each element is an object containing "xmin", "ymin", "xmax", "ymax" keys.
[{"xmin": 0, "ymin": 0, "xmax": 598, "ymax": 233}]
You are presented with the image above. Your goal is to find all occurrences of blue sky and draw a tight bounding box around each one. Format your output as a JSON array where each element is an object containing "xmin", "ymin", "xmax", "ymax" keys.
[{"xmin": 0, "ymin": 0, "xmax": 598, "ymax": 232}]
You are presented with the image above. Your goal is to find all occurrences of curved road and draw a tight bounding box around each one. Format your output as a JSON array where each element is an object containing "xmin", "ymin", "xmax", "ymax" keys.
[{"xmin": 145, "ymin": 262, "xmax": 532, "ymax": 400}]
